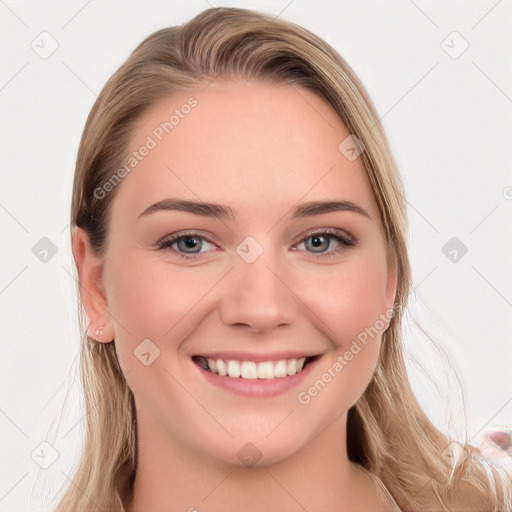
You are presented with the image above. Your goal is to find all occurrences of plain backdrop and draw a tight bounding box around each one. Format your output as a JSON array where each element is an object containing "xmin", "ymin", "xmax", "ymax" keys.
[{"xmin": 1, "ymin": 1, "xmax": 511, "ymax": 510}]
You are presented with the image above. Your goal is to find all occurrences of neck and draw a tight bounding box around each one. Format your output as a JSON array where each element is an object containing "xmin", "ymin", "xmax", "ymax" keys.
[{"xmin": 127, "ymin": 410, "xmax": 382, "ymax": 512}]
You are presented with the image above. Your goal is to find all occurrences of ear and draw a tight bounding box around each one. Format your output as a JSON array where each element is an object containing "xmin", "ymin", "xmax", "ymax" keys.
[{"xmin": 71, "ymin": 226, "xmax": 114, "ymax": 343}]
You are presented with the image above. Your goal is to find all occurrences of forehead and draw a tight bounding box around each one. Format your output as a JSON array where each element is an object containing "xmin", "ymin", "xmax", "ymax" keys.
[{"xmin": 111, "ymin": 81, "xmax": 379, "ymax": 224}]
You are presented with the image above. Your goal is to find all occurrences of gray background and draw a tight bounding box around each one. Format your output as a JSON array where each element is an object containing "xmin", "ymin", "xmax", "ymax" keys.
[{"xmin": 1, "ymin": 1, "xmax": 511, "ymax": 510}]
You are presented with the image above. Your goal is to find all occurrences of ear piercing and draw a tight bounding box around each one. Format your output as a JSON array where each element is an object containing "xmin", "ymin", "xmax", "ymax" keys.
[{"xmin": 94, "ymin": 327, "xmax": 104, "ymax": 339}]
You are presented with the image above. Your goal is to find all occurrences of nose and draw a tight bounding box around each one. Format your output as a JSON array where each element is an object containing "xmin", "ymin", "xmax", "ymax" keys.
[{"xmin": 218, "ymin": 249, "xmax": 298, "ymax": 334}]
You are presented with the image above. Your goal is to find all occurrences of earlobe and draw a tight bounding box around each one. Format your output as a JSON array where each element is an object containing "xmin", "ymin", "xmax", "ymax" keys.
[{"xmin": 71, "ymin": 226, "xmax": 114, "ymax": 343}]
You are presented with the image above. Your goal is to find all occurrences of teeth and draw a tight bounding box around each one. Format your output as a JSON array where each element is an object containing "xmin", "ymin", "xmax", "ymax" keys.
[
  {"xmin": 216, "ymin": 358, "xmax": 227, "ymax": 376},
  {"xmin": 257, "ymin": 361, "xmax": 274, "ymax": 379},
  {"xmin": 287, "ymin": 359, "xmax": 298, "ymax": 376},
  {"xmin": 197, "ymin": 356, "xmax": 309, "ymax": 379},
  {"xmin": 274, "ymin": 360, "xmax": 287, "ymax": 378},
  {"xmin": 227, "ymin": 360, "xmax": 241, "ymax": 378},
  {"xmin": 241, "ymin": 361, "xmax": 258, "ymax": 379}
]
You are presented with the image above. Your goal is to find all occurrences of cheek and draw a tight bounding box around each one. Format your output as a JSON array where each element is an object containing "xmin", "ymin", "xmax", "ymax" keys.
[
  {"xmin": 296, "ymin": 257, "xmax": 387, "ymax": 414},
  {"xmin": 295, "ymin": 253, "xmax": 388, "ymax": 409},
  {"xmin": 304, "ymin": 251, "xmax": 390, "ymax": 346},
  {"xmin": 105, "ymin": 251, "xmax": 212, "ymax": 348}
]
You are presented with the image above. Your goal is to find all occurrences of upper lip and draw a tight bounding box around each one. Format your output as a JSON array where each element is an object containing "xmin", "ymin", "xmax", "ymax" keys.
[{"xmin": 192, "ymin": 351, "xmax": 322, "ymax": 362}]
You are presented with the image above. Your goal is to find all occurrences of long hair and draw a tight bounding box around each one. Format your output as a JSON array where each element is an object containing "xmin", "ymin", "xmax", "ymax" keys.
[{"xmin": 55, "ymin": 7, "xmax": 511, "ymax": 511}]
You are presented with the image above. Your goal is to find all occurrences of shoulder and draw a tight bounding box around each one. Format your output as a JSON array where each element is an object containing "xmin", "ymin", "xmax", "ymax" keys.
[{"xmin": 355, "ymin": 465, "xmax": 403, "ymax": 512}]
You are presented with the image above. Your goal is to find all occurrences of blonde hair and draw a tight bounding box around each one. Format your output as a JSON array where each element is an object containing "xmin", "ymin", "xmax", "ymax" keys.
[{"xmin": 56, "ymin": 7, "xmax": 511, "ymax": 511}]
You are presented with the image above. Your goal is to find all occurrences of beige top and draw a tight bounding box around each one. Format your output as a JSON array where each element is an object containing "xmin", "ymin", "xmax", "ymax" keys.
[{"xmin": 360, "ymin": 467, "xmax": 402, "ymax": 512}]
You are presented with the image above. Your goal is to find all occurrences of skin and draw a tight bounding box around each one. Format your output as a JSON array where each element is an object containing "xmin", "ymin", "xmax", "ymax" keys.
[{"xmin": 73, "ymin": 81, "xmax": 397, "ymax": 511}]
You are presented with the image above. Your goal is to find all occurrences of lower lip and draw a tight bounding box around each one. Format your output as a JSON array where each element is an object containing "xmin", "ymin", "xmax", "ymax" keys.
[{"xmin": 192, "ymin": 357, "xmax": 320, "ymax": 398}]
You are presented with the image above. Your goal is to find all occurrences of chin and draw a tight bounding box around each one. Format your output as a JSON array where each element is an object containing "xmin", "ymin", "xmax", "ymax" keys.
[{"xmin": 197, "ymin": 432, "xmax": 305, "ymax": 470}]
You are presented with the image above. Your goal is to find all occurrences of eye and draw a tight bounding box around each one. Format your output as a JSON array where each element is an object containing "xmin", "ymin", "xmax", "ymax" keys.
[
  {"xmin": 292, "ymin": 228, "xmax": 356, "ymax": 258},
  {"xmin": 156, "ymin": 228, "xmax": 356, "ymax": 260},
  {"xmin": 156, "ymin": 231, "xmax": 217, "ymax": 260}
]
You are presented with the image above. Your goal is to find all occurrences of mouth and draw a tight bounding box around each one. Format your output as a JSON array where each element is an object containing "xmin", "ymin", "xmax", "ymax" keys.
[{"xmin": 192, "ymin": 354, "xmax": 321, "ymax": 380}]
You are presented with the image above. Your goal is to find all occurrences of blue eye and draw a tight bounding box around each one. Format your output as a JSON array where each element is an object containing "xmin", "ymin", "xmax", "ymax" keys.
[
  {"xmin": 157, "ymin": 232, "xmax": 215, "ymax": 260},
  {"xmin": 293, "ymin": 229, "xmax": 355, "ymax": 258},
  {"xmin": 156, "ymin": 228, "xmax": 355, "ymax": 260}
]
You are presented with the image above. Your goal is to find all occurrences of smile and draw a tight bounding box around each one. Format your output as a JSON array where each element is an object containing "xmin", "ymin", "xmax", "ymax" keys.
[{"xmin": 192, "ymin": 355, "xmax": 320, "ymax": 380}]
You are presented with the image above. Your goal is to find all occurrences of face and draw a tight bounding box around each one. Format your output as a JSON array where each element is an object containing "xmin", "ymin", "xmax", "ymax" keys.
[{"xmin": 75, "ymin": 81, "xmax": 397, "ymax": 468}]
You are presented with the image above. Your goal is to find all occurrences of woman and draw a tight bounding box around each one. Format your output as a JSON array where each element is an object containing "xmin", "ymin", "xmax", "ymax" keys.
[{"xmin": 55, "ymin": 6, "xmax": 511, "ymax": 511}]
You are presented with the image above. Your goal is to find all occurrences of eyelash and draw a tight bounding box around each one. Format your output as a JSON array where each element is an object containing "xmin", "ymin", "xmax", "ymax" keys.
[{"xmin": 156, "ymin": 228, "xmax": 356, "ymax": 261}]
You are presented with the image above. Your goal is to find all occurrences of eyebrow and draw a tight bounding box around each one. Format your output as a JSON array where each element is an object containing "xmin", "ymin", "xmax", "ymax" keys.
[{"xmin": 137, "ymin": 198, "xmax": 371, "ymax": 221}]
